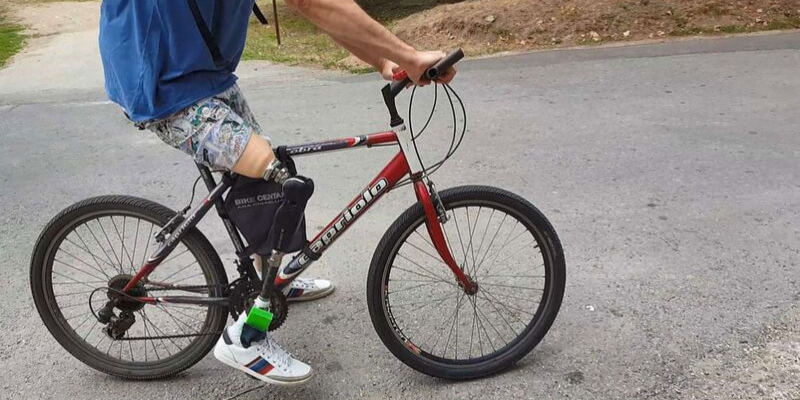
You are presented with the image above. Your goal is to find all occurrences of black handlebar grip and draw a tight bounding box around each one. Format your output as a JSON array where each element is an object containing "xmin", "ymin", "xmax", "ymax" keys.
[
  {"xmin": 425, "ymin": 49, "xmax": 464, "ymax": 81},
  {"xmin": 387, "ymin": 48, "xmax": 464, "ymax": 99}
]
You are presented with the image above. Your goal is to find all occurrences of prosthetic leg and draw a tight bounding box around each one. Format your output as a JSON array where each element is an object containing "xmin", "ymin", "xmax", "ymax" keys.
[{"xmin": 241, "ymin": 176, "xmax": 314, "ymax": 347}]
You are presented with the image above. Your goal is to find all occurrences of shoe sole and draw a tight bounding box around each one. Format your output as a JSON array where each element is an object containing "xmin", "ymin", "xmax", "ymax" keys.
[
  {"xmin": 287, "ymin": 285, "xmax": 335, "ymax": 303},
  {"xmin": 214, "ymin": 342, "xmax": 313, "ymax": 386}
]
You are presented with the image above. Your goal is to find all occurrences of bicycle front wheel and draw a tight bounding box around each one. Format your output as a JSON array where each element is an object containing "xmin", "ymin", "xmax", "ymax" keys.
[
  {"xmin": 30, "ymin": 196, "xmax": 229, "ymax": 379},
  {"xmin": 367, "ymin": 186, "xmax": 565, "ymax": 380}
]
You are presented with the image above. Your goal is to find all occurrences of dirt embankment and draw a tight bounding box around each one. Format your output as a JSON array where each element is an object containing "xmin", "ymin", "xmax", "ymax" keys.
[
  {"xmin": 0, "ymin": 1, "xmax": 103, "ymax": 93},
  {"xmin": 393, "ymin": 0, "xmax": 800, "ymax": 54},
  {"xmin": 9, "ymin": 1, "xmax": 98, "ymax": 36}
]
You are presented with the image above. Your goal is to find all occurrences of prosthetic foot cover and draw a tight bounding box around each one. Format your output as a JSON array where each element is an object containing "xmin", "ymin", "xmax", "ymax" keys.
[{"xmin": 241, "ymin": 307, "xmax": 273, "ymax": 348}]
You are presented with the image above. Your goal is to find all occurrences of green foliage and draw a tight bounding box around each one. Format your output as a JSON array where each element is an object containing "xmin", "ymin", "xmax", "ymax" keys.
[
  {"xmin": 765, "ymin": 17, "xmax": 800, "ymax": 30},
  {"xmin": 718, "ymin": 25, "xmax": 750, "ymax": 33},
  {"xmin": 243, "ymin": 5, "xmax": 348, "ymax": 69},
  {"xmin": 0, "ymin": 20, "xmax": 24, "ymax": 68}
]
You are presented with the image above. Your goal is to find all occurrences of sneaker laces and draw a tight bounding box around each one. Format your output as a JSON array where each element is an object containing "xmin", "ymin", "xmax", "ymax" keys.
[
  {"xmin": 291, "ymin": 278, "xmax": 314, "ymax": 289},
  {"xmin": 257, "ymin": 333, "xmax": 292, "ymax": 368}
]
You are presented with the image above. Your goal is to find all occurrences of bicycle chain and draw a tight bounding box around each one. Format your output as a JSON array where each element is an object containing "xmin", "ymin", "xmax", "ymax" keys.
[
  {"xmin": 109, "ymin": 284, "xmax": 228, "ymax": 341},
  {"xmin": 114, "ymin": 282, "xmax": 288, "ymax": 341},
  {"xmin": 116, "ymin": 332, "xmax": 221, "ymax": 341},
  {"xmin": 143, "ymin": 284, "xmax": 226, "ymax": 292}
]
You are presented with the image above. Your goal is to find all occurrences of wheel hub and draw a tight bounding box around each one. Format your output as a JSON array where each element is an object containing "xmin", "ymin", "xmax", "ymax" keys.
[
  {"xmin": 458, "ymin": 274, "xmax": 479, "ymax": 296},
  {"xmin": 107, "ymin": 274, "xmax": 147, "ymax": 312}
]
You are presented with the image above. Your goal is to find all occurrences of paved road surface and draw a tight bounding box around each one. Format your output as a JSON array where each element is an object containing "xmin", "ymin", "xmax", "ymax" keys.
[{"xmin": 1, "ymin": 32, "xmax": 799, "ymax": 400}]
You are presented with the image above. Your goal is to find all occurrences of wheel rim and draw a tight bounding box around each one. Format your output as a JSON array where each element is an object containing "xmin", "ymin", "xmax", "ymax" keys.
[
  {"xmin": 380, "ymin": 199, "xmax": 553, "ymax": 364},
  {"xmin": 42, "ymin": 210, "xmax": 221, "ymax": 366}
]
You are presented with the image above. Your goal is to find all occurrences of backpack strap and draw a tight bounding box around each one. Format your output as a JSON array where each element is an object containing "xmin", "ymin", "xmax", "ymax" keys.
[
  {"xmin": 186, "ymin": 0, "xmax": 227, "ymax": 69},
  {"xmin": 252, "ymin": 3, "xmax": 269, "ymax": 25}
]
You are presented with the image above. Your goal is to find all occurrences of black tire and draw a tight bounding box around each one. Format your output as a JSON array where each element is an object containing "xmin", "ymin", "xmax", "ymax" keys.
[
  {"xmin": 30, "ymin": 195, "xmax": 229, "ymax": 380},
  {"xmin": 367, "ymin": 186, "xmax": 565, "ymax": 380}
]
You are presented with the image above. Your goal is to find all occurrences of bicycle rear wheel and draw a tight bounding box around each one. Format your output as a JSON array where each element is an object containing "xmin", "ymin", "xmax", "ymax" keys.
[
  {"xmin": 30, "ymin": 196, "xmax": 229, "ymax": 379},
  {"xmin": 367, "ymin": 186, "xmax": 565, "ymax": 380}
]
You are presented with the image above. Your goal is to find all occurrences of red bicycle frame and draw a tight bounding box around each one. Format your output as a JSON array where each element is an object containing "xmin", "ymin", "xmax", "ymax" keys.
[{"xmin": 123, "ymin": 127, "xmax": 475, "ymax": 304}]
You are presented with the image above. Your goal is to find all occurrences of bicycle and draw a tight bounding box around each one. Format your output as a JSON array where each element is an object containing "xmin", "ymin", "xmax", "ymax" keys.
[{"xmin": 30, "ymin": 50, "xmax": 565, "ymax": 381}]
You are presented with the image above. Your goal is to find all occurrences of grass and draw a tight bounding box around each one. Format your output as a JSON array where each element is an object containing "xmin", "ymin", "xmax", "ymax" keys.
[
  {"xmin": 0, "ymin": 15, "xmax": 23, "ymax": 68},
  {"xmin": 766, "ymin": 17, "xmax": 800, "ymax": 30},
  {"xmin": 672, "ymin": 18, "xmax": 800, "ymax": 37},
  {"xmin": 243, "ymin": 8, "xmax": 351, "ymax": 70},
  {"xmin": 243, "ymin": 0, "xmax": 442, "ymax": 73}
]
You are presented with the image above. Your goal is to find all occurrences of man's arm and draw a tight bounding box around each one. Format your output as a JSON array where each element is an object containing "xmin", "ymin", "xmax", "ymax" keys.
[
  {"xmin": 331, "ymin": 37, "xmax": 397, "ymax": 80},
  {"xmin": 284, "ymin": 0, "xmax": 454, "ymax": 85},
  {"xmin": 233, "ymin": 0, "xmax": 455, "ymax": 179}
]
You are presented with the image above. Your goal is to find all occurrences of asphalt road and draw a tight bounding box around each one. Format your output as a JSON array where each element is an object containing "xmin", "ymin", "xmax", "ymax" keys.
[{"xmin": 1, "ymin": 32, "xmax": 799, "ymax": 400}]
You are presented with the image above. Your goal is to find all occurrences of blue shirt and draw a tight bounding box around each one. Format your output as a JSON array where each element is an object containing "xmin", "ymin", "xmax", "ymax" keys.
[{"xmin": 99, "ymin": 0, "xmax": 255, "ymax": 122}]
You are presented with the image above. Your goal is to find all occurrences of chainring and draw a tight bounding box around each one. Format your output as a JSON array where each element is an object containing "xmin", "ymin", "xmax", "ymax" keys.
[{"xmin": 228, "ymin": 278, "xmax": 288, "ymax": 331}]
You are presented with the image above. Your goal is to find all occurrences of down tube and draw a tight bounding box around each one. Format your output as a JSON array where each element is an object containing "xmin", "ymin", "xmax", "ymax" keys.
[{"xmin": 275, "ymin": 151, "xmax": 410, "ymax": 288}]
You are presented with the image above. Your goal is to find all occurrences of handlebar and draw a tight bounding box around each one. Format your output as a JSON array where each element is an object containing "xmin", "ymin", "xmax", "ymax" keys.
[
  {"xmin": 426, "ymin": 48, "xmax": 464, "ymax": 80},
  {"xmin": 382, "ymin": 48, "xmax": 464, "ymax": 127},
  {"xmin": 388, "ymin": 48, "xmax": 464, "ymax": 98}
]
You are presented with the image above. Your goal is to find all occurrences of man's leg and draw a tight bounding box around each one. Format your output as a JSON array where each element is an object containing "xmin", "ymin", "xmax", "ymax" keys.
[
  {"xmin": 146, "ymin": 85, "xmax": 329, "ymax": 384},
  {"xmin": 149, "ymin": 84, "xmax": 275, "ymax": 178},
  {"xmin": 221, "ymin": 85, "xmax": 335, "ymax": 302}
]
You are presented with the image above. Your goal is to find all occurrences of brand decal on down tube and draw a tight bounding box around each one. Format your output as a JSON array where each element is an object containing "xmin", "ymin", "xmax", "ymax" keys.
[{"xmin": 280, "ymin": 178, "xmax": 388, "ymax": 279}]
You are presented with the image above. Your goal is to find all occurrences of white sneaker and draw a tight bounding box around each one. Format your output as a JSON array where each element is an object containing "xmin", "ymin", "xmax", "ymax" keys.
[
  {"xmin": 285, "ymin": 278, "xmax": 335, "ymax": 302},
  {"xmin": 214, "ymin": 313, "xmax": 312, "ymax": 385},
  {"xmin": 253, "ymin": 259, "xmax": 334, "ymax": 303}
]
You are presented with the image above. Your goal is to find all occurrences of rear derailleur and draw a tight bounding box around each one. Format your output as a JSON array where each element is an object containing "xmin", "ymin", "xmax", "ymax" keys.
[
  {"xmin": 96, "ymin": 273, "xmax": 147, "ymax": 339},
  {"xmin": 101, "ymin": 309, "xmax": 136, "ymax": 340}
]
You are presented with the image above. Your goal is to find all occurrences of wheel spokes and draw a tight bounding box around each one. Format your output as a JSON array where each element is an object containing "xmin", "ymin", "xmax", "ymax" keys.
[
  {"xmin": 385, "ymin": 204, "xmax": 547, "ymax": 362},
  {"xmin": 48, "ymin": 212, "xmax": 216, "ymax": 363}
]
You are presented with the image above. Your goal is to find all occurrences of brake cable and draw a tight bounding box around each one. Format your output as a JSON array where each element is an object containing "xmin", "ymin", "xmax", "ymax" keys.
[
  {"xmin": 393, "ymin": 81, "xmax": 467, "ymax": 188},
  {"xmin": 415, "ymin": 83, "xmax": 467, "ymax": 179}
]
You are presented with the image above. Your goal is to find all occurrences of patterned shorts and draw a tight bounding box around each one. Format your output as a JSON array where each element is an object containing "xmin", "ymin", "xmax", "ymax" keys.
[{"xmin": 145, "ymin": 84, "xmax": 269, "ymax": 170}]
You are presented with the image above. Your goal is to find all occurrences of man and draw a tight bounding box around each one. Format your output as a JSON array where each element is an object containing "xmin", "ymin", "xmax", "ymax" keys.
[{"xmin": 99, "ymin": 0, "xmax": 456, "ymax": 387}]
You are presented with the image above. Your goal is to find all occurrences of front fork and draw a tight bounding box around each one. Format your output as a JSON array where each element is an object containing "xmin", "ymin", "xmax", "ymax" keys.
[{"xmin": 413, "ymin": 179, "xmax": 477, "ymax": 294}]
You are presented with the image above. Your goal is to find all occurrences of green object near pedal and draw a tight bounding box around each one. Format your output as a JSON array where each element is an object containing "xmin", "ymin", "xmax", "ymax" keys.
[{"xmin": 245, "ymin": 307, "xmax": 273, "ymax": 332}]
